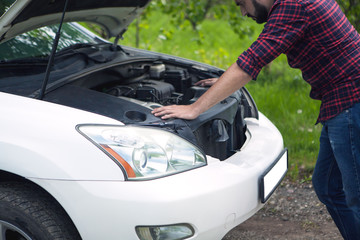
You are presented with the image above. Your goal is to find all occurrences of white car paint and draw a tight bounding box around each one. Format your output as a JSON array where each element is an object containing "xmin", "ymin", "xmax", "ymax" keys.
[
  {"xmin": 0, "ymin": 91, "xmax": 284, "ymax": 239},
  {"xmin": 0, "ymin": 1, "xmax": 286, "ymax": 238},
  {"xmin": 0, "ymin": 92, "xmax": 124, "ymax": 180},
  {"xmin": 0, "ymin": 91, "xmax": 283, "ymax": 239}
]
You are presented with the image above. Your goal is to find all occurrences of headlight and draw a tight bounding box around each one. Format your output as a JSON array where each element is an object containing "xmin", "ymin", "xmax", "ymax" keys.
[{"xmin": 78, "ymin": 125, "xmax": 207, "ymax": 180}]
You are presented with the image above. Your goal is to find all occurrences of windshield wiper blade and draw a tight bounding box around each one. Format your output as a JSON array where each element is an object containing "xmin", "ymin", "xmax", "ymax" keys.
[
  {"xmin": 56, "ymin": 42, "xmax": 124, "ymax": 64},
  {"xmin": 38, "ymin": 0, "xmax": 69, "ymax": 100},
  {"xmin": 55, "ymin": 43, "xmax": 97, "ymax": 55}
]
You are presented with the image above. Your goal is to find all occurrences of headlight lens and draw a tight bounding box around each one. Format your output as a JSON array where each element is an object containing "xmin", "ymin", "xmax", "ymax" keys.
[{"xmin": 78, "ymin": 125, "xmax": 206, "ymax": 180}]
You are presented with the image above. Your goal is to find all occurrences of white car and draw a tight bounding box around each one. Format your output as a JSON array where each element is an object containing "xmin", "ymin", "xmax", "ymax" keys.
[{"xmin": 0, "ymin": 1, "xmax": 287, "ymax": 239}]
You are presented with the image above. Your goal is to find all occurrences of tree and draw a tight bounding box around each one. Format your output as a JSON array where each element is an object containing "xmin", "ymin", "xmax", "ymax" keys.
[
  {"xmin": 156, "ymin": 0, "xmax": 217, "ymax": 31},
  {"xmin": 143, "ymin": 0, "xmax": 253, "ymax": 41}
]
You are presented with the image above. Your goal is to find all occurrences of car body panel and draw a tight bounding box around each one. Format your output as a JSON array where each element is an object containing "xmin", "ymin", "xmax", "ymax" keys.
[
  {"xmin": 0, "ymin": 92, "xmax": 126, "ymax": 180},
  {"xmin": 29, "ymin": 113, "xmax": 283, "ymax": 240},
  {"xmin": 0, "ymin": 0, "xmax": 150, "ymax": 42}
]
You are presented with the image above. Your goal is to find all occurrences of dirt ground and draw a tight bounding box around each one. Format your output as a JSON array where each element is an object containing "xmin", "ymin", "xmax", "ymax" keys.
[{"xmin": 222, "ymin": 178, "xmax": 343, "ymax": 240}]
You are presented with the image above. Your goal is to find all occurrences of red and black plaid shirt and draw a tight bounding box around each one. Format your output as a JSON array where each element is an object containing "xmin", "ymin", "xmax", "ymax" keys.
[{"xmin": 237, "ymin": 0, "xmax": 360, "ymax": 123}]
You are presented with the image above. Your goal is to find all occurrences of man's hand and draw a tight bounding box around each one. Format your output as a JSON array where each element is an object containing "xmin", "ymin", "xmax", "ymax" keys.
[
  {"xmin": 151, "ymin": 104, "xmax": 200, "ymax": 120},
  {"xmin": 194, "ymin": 78, "xmax": 218, "ymax": 87},
  {"xmin": 151, "ymin": 78, "xmax": 218, "ymax": 120},
  {"xmin": 152, "ymin": 63, "xmax": 252, "ymax": 120}
]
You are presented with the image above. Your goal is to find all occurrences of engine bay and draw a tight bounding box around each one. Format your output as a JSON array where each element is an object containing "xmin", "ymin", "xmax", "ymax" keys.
[
  {"xmin": 43, "ymin": 60, "xmax": 255, "ymax": 160},
  {"xmin": 93, "ymin": 62, "xmax": 209, "ymax": 107}
]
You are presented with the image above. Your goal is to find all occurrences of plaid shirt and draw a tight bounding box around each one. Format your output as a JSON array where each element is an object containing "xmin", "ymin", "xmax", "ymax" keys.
[{"xmin": 237, "ymin": 0, "xmax": 360, "ymax": 123}]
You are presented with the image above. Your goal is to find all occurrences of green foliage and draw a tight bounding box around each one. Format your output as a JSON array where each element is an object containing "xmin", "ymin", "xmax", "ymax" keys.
[
  {"xmin": 155, "ymin": 0, "xmax": 219, "ymax": 31},
  {"xmin": 211, "ymin": 3, "xmax": 255, "ymax": 39},
  {"xmin": 141, "ymin": 0, "xmax": 254, "ymax": 44},
  {"xmin": 337, "ymin": 0, "xmax": 360, "ymax": 31}
]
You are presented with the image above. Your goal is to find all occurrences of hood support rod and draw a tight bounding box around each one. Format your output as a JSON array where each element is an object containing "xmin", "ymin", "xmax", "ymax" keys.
[{"xmin": 38, "ymin": 0, "xmax": 69, "ymax": 100}]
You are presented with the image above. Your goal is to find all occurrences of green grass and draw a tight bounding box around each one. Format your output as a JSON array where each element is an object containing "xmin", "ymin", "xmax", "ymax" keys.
[{"xmin": 119, "ymin": 12, "xmax": 321, "ymax": 181}]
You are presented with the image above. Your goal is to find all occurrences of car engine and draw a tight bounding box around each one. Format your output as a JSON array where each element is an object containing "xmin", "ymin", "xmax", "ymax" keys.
[{"xmin": 44, "ymin": 61, "xmax": 254, "ymax": 160}]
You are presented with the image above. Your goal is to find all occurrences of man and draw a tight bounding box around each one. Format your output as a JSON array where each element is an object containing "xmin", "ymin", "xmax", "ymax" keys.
[{"xmin": 152, "ymin": 0, "xmax": 360, "ymax": 238}]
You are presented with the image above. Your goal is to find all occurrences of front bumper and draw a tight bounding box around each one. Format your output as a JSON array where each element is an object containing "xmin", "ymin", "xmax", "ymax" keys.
[{"xmin": 30, "ymin": 112, "xmax": 287, "ymax": 240}]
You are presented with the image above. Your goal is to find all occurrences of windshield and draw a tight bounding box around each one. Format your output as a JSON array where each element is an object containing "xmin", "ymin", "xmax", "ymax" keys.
[{"xmin": 0, "ymin": 23, "xmax": 102, "ymax": 62}]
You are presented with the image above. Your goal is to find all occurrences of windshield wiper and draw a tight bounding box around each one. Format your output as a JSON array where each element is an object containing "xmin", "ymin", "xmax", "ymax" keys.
[
  {"xmin": 54, "ymin": 42, "xmax": 116, "ymax": 63},
  {"xmin": 38, "ymin": 0, "xmax": 69, "ymax": 100},
  {"xmin": 55, "ymin": 43, "xmax": 98, "ymax": 55}
]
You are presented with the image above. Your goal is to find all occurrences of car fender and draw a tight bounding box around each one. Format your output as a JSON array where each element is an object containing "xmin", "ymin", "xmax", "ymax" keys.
[{"xmin": 0, "ymin": 92, "xmax": 125, "ymax": 181}]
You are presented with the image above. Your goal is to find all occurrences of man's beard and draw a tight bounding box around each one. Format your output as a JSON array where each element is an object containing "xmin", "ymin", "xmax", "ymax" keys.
[{"xmin": 251, "ymin": 0, "xmax": 269, "ymax": 23}]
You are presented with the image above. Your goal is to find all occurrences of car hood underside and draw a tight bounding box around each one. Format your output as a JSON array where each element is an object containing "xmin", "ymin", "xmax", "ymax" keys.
[{"xmin": 0, "ymin": 0, "xmax": 150, "ymax": 43}]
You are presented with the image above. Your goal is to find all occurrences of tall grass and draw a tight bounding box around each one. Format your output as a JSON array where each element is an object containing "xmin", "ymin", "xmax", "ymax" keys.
[{"xmin": 120, "ymin": 11, "xmax": 322, "ymax": 181}]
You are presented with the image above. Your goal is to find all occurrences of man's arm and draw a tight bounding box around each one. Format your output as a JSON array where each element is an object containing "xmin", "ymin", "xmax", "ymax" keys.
[{"xmin": 151, "ymin": 62, "xmax": 252, "ymax": 120}]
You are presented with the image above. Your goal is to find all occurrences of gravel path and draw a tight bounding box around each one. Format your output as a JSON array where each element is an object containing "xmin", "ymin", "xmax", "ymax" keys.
[{"xmin": 223, "ymin": 179, "xmax": 343, "ymax": 239}]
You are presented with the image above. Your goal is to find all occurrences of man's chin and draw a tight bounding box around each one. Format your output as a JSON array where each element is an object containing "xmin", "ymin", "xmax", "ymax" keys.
[{"xmin": 247, "ymin": 15, "xmax": 266, "ymax": 24}]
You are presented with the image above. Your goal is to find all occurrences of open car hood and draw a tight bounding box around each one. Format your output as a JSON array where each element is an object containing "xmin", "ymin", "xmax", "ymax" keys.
[{"xmin": 0, "ymin": 0, "xmax": 150, "ymax": 43}]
